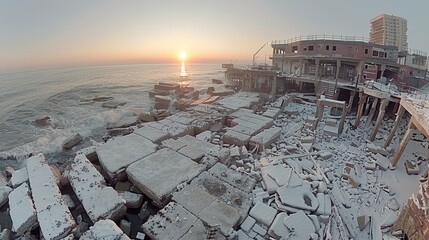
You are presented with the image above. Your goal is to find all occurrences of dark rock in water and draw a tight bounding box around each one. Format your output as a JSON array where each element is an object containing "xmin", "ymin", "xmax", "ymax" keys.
[
  {"xmin": 102, "ymin": 100, "xmax": 127, "ymax": 108},
  {"xmin": 93, "ymin": 96, "xmax": 113, "ymax": 102},
  {"xmin": 63, "ymin": 133, "xmax": 83, "ymax": 149},
  {"xmin": 34, "ymin": 116, "xmax": 51, "ymax": 126}
]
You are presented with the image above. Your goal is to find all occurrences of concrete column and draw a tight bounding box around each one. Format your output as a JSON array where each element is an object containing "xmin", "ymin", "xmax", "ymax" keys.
[
  {"xmin": 299, "ymin": 59, "xmax": 304, "ymax": 76},
  {"xmin": 390, "ymin": 120, "xmax": 416, "ymax": 168},
  {"xmin": 289, "ymin": 60, "xmax": 293, "ymax": 74},
  {"xmin": 380, "ymin": 64, "xmax": 386, "ymax": 78},
  {"xmin": 338, "ymin": 104, "xmax": 347, "ymax": 135},
  {"xmin": 315, "ymin": 59, "xmax": 320, "ymax": 79},
  {"xmin": 271, "ymin": 76, "xmax": 277, "ymax": 95},
  {"xmin": 384, "ymin": 105, "xmax": 405, "ymax": 148},
  {"xmin": 314, "ymin": 100, "xmax": 323, "ymax": 130},
  {"xmin": 354, "ymin": 93, "xmax": 367, "ymax": 127},
  {"xmin": 347, "ymin": 90, "xmax": 356, "ymax": 113},
  {"xmin": 335, "ymin": 60, "xmax": 341, "ymax": 80},
  {"xmin": 369, "ymin": 99, "xmax": 389, "ymax": 141},
  {"xmin": 365, "ymin": 97, "xmax": 379, "ymax": 128}
]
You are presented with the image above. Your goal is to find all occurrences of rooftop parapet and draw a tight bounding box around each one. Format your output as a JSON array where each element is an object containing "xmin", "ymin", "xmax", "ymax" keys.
[{"xmin": 272, "ymin": 35, "xmax": 369, "ymax": 45}]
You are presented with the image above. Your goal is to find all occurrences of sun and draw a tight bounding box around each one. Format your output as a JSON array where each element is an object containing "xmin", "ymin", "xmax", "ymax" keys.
[{"xmin": 179, "ymin": 52, "xmax": 187, "ymax": 60}]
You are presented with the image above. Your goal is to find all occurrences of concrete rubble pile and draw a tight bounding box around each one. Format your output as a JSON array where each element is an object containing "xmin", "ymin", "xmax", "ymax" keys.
[{"xmin": 1, "ymin": 90, "xmax": 428, "ymax": 240}]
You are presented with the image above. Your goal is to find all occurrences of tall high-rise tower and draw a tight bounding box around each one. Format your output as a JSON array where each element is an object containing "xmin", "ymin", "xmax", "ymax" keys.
[{"xmin": 370, "ymin": 14, "xmax": 408, "ymax": 52}]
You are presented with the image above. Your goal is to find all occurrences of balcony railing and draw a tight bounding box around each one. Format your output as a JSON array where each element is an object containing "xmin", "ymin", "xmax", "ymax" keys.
[{"xmin": 272, "ymin": 35, "xmax": 370, "ymax": 45}]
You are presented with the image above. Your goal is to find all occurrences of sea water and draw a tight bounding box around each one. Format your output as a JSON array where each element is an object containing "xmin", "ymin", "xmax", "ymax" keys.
[{"xmin": 0, "ymin": 63, "xmax": 226, "ymax": 162}]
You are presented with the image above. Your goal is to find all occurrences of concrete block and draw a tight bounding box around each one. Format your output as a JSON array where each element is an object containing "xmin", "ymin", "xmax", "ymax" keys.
[
  {"xmin": 80, "ymin": 219, "xmax": 130, "ymax": 240},
  {"xmin": 268, "ymin": 212, "xmax": 290, "ymax": 239},
  {"xmin": 9, "ymin": 183, "xmax": 37, "ymax": 236},
  {"xmin": 249, "ymin": 202, "xmax": 277, "ymax": 226},
  {"xmin": 27, "ymin": 153, "xmax": 76, "ymax": 239},
  {"xmin": 134, "ymin": 125, "xmax": 170, "ymax": 144},
  {"xmin": 119, "ymin": 191, "xmax": 143, "ymax": 209},
  {"xmin": 68, "ymin": 154, "xmax": 126, "ymax": 223},
  {"xmin": 249, "ymin": 127, "xmax": 282, "ymax": 149},
  {"xmin": 240, "ymin": 216, "xmax": 256, "ymax": 233},
  {"xmin": 96, "ymin": 133, "xmax": 157, "ymax": 177},
  {"xmin": 127, "ymin": 149, "xmax": 205, "ymax": 206},
  {"xmin": 142, "ymin": 202, "xmax": 198, "ymax": 240},
  {"xmin": 10, "ymin": 168, "xmax": 28, "ymax": 188},
  {"xmin": 208, "ymin": 162, "xmax": 256, "ymax": 193}
]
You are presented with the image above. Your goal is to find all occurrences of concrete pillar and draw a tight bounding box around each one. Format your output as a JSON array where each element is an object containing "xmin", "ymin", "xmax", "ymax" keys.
[
  {"xmin": 335, "ymin": 60, "xmax": 341, "ymax": 80},
  {"xmin": 315, "ymin": 59, "xmax": 320, "ymax": 79},
  {"xmin": 384, "ymin": 105, "xmax": 405, "ymax": 148},
  {"xmin": 338, "ymin": 104, "xmax": 347, "ymax": 135},
  {"xmin": 289, "ymin": 60, "xmax": 293, "ymax": 75},
  {"xmin": 390, "ymin": 120, "xmax": 416, "ymax": 168},
  {"xmin": 271, "ymin": 76, "xmax": 277, "ymax": 95},
  {"xmin": 347, "ymin": 90, "xmax": 356, "ymax": 113},
  {"xmin": 380, "ymin": 64, "xmax": 386, "ymax": 78},
  {"xmin": 365, "ymin": 97, "xmax": 379, "ymax": 128},
  {"xmin": 299, "ymin": 59, "xmax": 304, "ymax": 76},
  {"xmin": 369, "ymin": 99, "xmax": 389, "ymax": 141},
  {"xmin": 314, "ymin": 100, "xmax": 323, "ymax": 131},
  {"xmin": 354, "ymin": 93, "xmax": 367, "ymax": 127}
]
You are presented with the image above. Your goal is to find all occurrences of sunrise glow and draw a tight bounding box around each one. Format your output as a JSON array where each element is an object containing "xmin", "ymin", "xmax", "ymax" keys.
[{"xmin": 179, "ymin": 52, "xmax": 187, "ymax": 60}]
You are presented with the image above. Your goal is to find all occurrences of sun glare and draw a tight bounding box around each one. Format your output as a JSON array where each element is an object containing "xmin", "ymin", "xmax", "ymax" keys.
[{"xmin": 180, "ymin": 52, "xmax": 187, "ymax": 60}]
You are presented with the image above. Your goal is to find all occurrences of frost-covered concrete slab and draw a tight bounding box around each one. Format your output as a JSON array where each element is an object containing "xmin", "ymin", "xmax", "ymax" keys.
[
  {"xmin": 9, "ymin": 183, "xmax": 37, "ymax": 236},
  {"xmin": 80, "ymin": 219, "xmax": 130, "ymax": 240},
  {"xmin": 250, "ymin": 127, "xmax": 282, "ymax": 149},
  {"xmin": 208, "ymin": 162, "xmax": 256, "ymax": 193},
  {"xmin": 142, "ymin": 202, "xmax": 198, "ymax": 240},
  {"xmin": 68, "ymin": 154, "xmax": 126, "ymax": 223},
  {"xmin": 216, "ymin": 92, "xmax": 260, "ymax": 110},
  {"xmin": 262, "ymin": 107, "xmax": 281, "ymax": 119},
  {"xmin": 134, "ymin": 125, "xmax": 170, "ymax": 144},
  {"xmin": 223, "ymin": 129, "xmax": 251, "ymax": 146},
  {"xmin": 10, "ymin": 168, "xmax": 28, "ymax": 188},
  {"xmin": 191, "ymin": 171, "xmax": 252, "ymax": 221},
  {"xmin": 173, "ymin": 184, "xmax": 240, "ymax": 234},
  {"xmin": 96, "ymin": 133, "xmax": 157, "ymax": 176},
  {"xmin": 27, "ymin": 153, "xmax": 76, "ymax": 239},
  {"xmin": 127, "ymin": 149, "xmax": 205, "ymax": 206},
  {"xmin": 145, "ymin": 119, "xmax": 194, "ymax": 138}
]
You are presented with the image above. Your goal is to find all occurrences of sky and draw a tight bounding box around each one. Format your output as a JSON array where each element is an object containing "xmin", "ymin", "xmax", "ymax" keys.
[{"xmin": 0, "ymin": 0, "xmax": 428, "ymax": 72}]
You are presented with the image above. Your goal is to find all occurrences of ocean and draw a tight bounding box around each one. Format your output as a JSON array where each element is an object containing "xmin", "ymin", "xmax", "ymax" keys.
[{"xmin": 0, "ymin": 63, "xmax": 227, "ymax": 164}]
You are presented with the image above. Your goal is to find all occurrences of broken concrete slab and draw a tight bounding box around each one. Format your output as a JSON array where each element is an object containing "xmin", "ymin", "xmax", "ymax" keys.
[
  {"xmin": 178, "ymin": 219, "xmax": 206, "ymax": 240},
  {"xmin": 366, "ymin": 143, "xmax": 388, "ymax": 156},
  {"xmin": 191, "ymin": 171, "xmax": 252, "ymax": 222},
  {"xmin": 9, "ymin": 183, "xmax": 37, "ymax": 236},
  {"xmin": 0, "ymin": 186, "xmax": 12, "ymax": 208},
  {"xmin": 62, "ymin": 133, "xmax": 83, "ymax": 149},
  {"xmin": 323, "ymin": 125, "xmax": 339, "ymax": 137},
  {"xmin": 208, "ymin": 162, "xmax": 256, "ymax": 193},
  {"xmin": 134, "ymin": 125, "xmax": 170, "ymax": 144},
  {"xmin": 68, "ymin": 154, "xmax": 126, "ymax": 223},
  {"xmin": 405, "ymin": 160, "xmax": 420, "ymax": 175},
  {"xmin": 119, "ymin": 191, "xmax": 143, "ymax": 209},
  {"xmin": 173, "ymin": 184, "xmax": 240, "ymax": 235},
  {"xmin": 223, "ymin": 129, "xmax": 251, "ymax": 146},
  {"xmin": 80, "ymin": 219, "xmax": 130, "ymax": 240},
  {"xmin": 276, "ymin": 184, "xmax": 319, "ymax": 212},
  {"xmin": 96, "ymin": 133, "xmax": 157, "ymax": 177},
  {"xmin": 161, "ymin": 138, "xmax": 188, "ymax": 151},
  {"xmin": 249, "ymin": 127, "xmax": 282, "ymax": 149},
  {"xmin": 268, "ymin": 212, "xmax": 290, "ymax": 239},
  {"xmin": 142, "ymin": 202, "xmax": 199, "ymax": 240},
  {"xmin": 127, "ymin": 149, "xmax": 205, "ymax": 206},
  {"xmin": 249, "ymin": 202, "xmax": 277, "ymax": 227},
  {"xmin": 240, "ymin": 216, "xmax": 256, "ymax": 233},
  {"xmin": 10, "ymin": 167, "xmax": 28, "ymax": 188},
  {"xmin": 145, "ymin": 119, "xmax": 194, "ymax": 138},
  {"xmin": 178, "ymin": 144, "xmax": 205, "ymax": 162},
  {"xmin": 27, "ymin": 153, "xmax": 76, "ymax": 239},
  {"xmin": 283, "ymin": 210, "xmax": 316, "ymax": 240},
  {"xmin": 262, "ymin": 107, "xmax": 281, "ymax": 119},
  {"xmin": 373, "ymin": 153, "xmax": 390, "ymax": 171}
]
